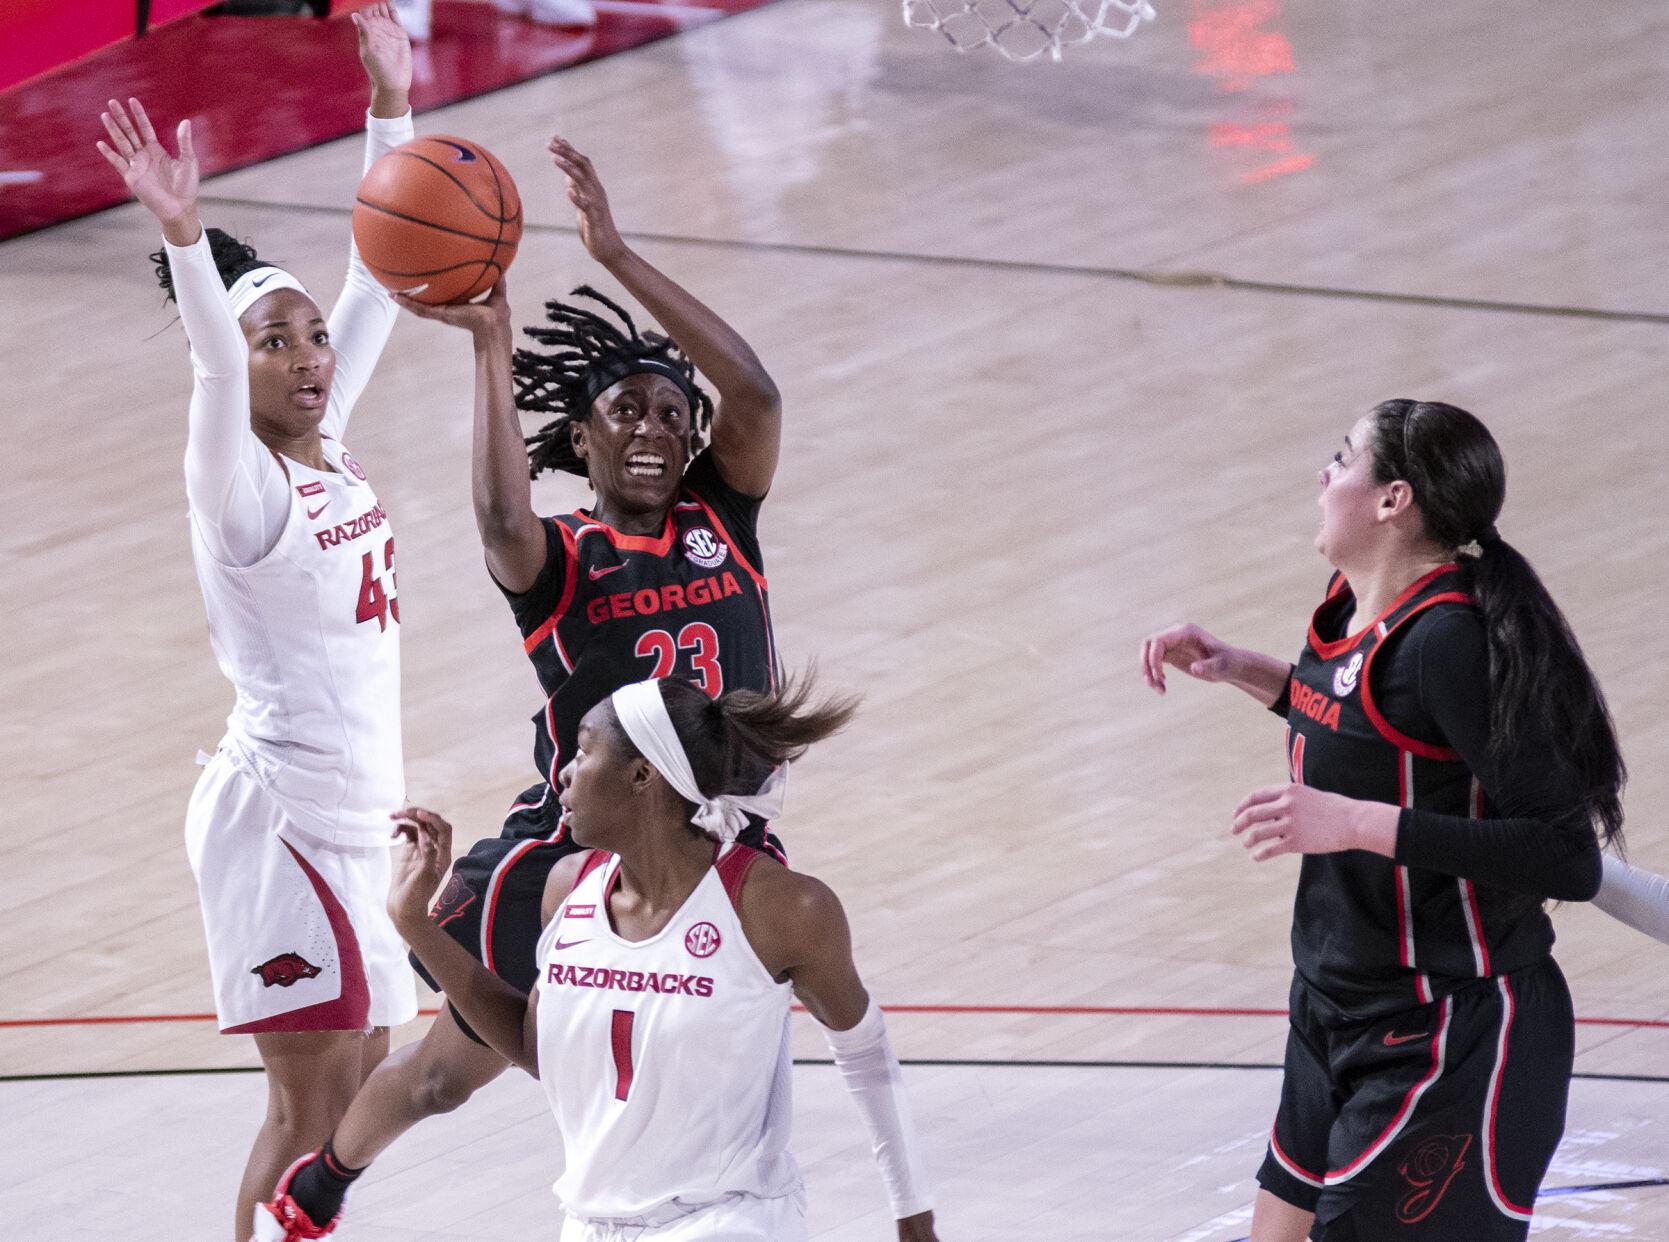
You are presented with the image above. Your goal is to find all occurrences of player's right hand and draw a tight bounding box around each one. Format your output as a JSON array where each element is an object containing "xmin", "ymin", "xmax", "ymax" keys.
[
  {"xmin": 1139, "ymin": 622, "xmax": 1237, "ymax": 694},
  {"xmin": 393, "ymin": 277, "xmax": 512, "ymax": 337},
  {"xmin": 389, "ymin": 805, "xmax": 454, "ymax": 928},
  {"xmin": 96, "ymin": 98, "xmax": 198, "ymax": 226}
]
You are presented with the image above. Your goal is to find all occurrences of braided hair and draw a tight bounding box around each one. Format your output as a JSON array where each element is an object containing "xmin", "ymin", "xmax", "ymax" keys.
[
  {"xmin": 514, "ymin": 286, "xmax": 713, "ymax": 479},
  {"xmin": 149, "ymin": 227, "xmax": 267, "ymax": 303}
]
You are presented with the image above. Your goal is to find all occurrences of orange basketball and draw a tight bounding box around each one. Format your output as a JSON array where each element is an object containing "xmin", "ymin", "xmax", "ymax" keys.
[{"xmin": 351, "ymin": 135, "xmax": 522, "ymax": 305}]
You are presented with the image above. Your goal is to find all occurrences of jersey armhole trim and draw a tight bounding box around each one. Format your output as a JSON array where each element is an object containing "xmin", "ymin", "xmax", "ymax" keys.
[
  {"xmin": 1359, "ymin": 591, "xmax": 1474, "ymax": 761},
  {"xmin": 686, "ymin": 488, "xmax": 767, "ymax": 590},
  {"xmin": 521, "ymin": 520, "xmax": 582, "ymax": 656},
  {"xmin": 715, "ymin": 843, "xmax": 764, "ymax": 912}
]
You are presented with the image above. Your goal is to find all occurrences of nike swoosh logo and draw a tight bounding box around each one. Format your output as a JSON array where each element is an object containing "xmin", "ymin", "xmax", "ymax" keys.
[
  {"xmin": 1382, "ymin": 1030, "xmax": 1429, "ymax": 1047},
  {"xmin": 589, "ymin": 564, "xmax": 624, "ymax": 580},
  {"xmin": 437, "ymin": 139, "xmax": 478, "ymax": 163},
  {"xmin": 307, "ymin": 503, "xmax": 329, "ymax": 520},
  {"xmin": 252, "ymin": 272, "xmax": 276, "ymax": 287},
  {"xmin": 552, "ymin": 938, "xmax": 589, "ymax": 951}
]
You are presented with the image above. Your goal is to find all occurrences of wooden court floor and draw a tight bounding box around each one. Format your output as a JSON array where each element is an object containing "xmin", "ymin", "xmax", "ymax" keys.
[{"xmin": 4, "ymin": 1, "xmax": 1669, "ymax": 1237}]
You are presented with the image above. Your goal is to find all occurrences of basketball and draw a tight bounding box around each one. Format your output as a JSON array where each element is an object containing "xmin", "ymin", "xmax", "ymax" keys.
[{"xmin": 351, "ymin": 135, "xmax": 522, "ymax": 305}]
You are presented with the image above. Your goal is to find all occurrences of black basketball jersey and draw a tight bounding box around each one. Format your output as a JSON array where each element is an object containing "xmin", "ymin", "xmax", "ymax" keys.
[
  {"xmin": 1285, "ymin": 563, "xmax": 1555, "ymax": 1017},
  {"xmin": 501, "ymin": 451, "xmax": 778, "ymax": 839}
]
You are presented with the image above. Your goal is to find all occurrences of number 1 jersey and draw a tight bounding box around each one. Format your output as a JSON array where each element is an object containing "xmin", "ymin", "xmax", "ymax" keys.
[
  {"xmin": 502, "ymin": 451, "xmax": 778, "ymax": 833},
  {"xmin": 189, "ymin": 440, "xmax": 403, "ymax": 848}
]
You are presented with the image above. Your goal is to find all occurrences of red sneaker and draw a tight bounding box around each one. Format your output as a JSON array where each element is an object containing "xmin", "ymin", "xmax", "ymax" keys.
[{"xmin": 251, "ymin": 1152, "xmax": 340, "ymax": 1241}]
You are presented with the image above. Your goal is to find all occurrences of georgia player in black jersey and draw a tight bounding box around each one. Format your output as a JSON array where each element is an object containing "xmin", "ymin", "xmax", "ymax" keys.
[
  {"xmin": 1140, "ymin": 400, "xmax": 1626, "ymax": 1242},
  {"xmin": 263, "ymin": 139, "xmax": 786, "ymax": 1238}
]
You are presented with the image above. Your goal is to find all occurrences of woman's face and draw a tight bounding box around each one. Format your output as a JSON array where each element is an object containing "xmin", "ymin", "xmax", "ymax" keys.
[
  {"xmin": 572, "ymin": 373, "xmax": 693, "ymax": 516},
  {"xmin": 240, "ymin": 288, "xmax": 336, "ymax": 440},
  {"xmin": 1315, "ymin": 414, "xmax": 1389, "ymax": 564},
  {"xmin": 556, "ymin": 702, "xmax": 643, "ymax": 850}
]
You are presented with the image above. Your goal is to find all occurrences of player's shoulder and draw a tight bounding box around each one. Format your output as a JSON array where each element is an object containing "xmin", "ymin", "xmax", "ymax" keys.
[
  {"xmin": 540, "ymin": 848, "xmax": 607, "ymax": 926},
  {"xmin": 734, "ymin": 850, "xmax": 845, "ymax": 930}
]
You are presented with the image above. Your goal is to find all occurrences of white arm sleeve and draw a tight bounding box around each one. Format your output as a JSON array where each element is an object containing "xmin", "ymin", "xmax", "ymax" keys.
[
  {"xmin": 321, "ymin": 109, "xmax": 414, "ymax": 442},
  {"xmin": 1592, "ymin": 854, "xmax": 1669, "ymax": 946},
  {"xmin": 166, "ymin": 231, "xmax": 290, "ymax": 567},
  {"xmin": 821, "ymin": 1000, "xmax": 935, "ymax": 1220}
]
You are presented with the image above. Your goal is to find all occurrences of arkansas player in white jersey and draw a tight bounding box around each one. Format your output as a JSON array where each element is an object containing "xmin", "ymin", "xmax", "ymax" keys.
[
  {"xmin": 96, "ymin": 8, "xmax": 418, "ymax": 1238},
  {"xmin": 374, "ymin": 676, "xmax": 941, "ymax": 1242}
]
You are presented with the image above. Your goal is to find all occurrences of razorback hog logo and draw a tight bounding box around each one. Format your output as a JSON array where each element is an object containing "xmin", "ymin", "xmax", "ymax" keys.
[
  {"xmin": 1289, "ymin": 676, "xmax": 1342, "ymax": 732},
  {"xmin": 1397, "ymin": 1132, "xmax": 1473, "ymax": 1224},
  {"xmin": 251, "ymin": 952, "xmax": 322, "ymax": 988}
]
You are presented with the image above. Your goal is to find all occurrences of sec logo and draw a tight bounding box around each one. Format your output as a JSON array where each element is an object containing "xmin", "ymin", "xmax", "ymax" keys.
[
  {"xmin": 683, "ymin": 527, "xmax": 728, "ymax": 569},
  {"xmin": 341, "ymin": 451, "xmax": 367, "ymax": 481},
  {"xmin": 684, "ymin": 921, "xmax": 722, "ymax": 958}
]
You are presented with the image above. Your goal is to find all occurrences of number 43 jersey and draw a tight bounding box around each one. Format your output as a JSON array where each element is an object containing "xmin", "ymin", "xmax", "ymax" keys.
[
  {"xmin": 535, "ymin": 844, "xmax": 799, "ymax": 1222},
  {"xmin": 189, "ymin": 439, "xmax": 403, "ymax": 848},
  {"xmin": 503, "ymin": 451, "xmax": 778, "ymax": 827}
]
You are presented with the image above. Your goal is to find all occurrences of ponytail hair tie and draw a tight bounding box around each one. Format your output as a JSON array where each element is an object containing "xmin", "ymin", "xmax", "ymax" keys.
[{"xmin": 1478, "ymin": 525, "xmax": 1502, "ymax": 548}]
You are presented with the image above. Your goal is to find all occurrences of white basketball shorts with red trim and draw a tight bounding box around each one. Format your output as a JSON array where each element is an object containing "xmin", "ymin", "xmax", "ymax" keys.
[
  {"xmin": 559, "ymin": 1187, "xmax": 808, "ymax": 1242},
  {"xmin": 185, "ymin": 754, "xmax": 417, "ymax": 1034}
]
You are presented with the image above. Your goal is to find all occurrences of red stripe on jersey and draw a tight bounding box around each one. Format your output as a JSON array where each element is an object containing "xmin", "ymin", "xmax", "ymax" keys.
[
  {"xmin": 1307, "ymin": 563, "xmax": 1459, "ymax": 662},
  {"xmin": 481, "ymin": 838, "xmax": 547, "ymax": 974},
  {"xmin": 572, "ymin": 510, "xmax": 677, "ymax": 555},
  {"xmin": 610, "ymin": 1009, "xmax": 636, "ymax": 1101},
  {"xmin": 223, "ymin": 841, "xmax": 370, "ymax": 1034},
  {"xmin": 715, "ymin": 844, "xmax": 765, "ymax": 911},
  {"xmin": 565, "ymin": 850, "xmax": 611, "ymax": 900},
  {"xmin": 686, "ymin": 489, "xmax": 767, "ymax": 592},
  {"xmin": 522, "ymin": 521, "xmax": 582, "ymax": 655},
  {"xmin": 1357, "ymin": 589, "xmax": 1474, "ymax": 761},
  {"xmin": 1483, "ymin": 976, "xmax": 1534, "ymax": 1218}
]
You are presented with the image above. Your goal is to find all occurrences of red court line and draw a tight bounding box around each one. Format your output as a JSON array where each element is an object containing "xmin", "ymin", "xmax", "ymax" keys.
[{"xmin": 5, "ymin": 1004, "xmax": 1669, "ymax": 1030}]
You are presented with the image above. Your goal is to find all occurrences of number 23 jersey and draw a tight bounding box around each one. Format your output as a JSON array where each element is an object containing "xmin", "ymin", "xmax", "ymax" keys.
[{"xmin": 502, "ymin": 450, "xmax": 778, "ymax": 826}]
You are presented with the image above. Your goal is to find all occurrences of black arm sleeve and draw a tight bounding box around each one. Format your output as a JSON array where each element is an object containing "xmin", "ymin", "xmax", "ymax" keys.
[{"xmin": 1390, "ymin": 608, "xmax": 1601, "ymax": 901}]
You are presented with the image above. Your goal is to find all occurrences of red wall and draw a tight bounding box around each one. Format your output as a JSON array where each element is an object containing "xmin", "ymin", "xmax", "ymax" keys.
[{"xmin": 0, "ymin": 0, "xmax": 217, "ymax": 94}]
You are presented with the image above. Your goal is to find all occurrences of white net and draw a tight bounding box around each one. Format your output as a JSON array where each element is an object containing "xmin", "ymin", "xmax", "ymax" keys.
[{"xmin": 902, "ymin": 0, "xmax": 1156, "ymax": 62}]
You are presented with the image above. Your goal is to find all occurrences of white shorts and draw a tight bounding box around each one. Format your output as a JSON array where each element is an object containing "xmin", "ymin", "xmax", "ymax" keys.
[
  {"xmin": 558, "ymin": 1189, "xmax": 808, "ymax": 1242},
  {"xmin": 185, "ymin": 753, "xmax": 417, "ymax": 1034}
]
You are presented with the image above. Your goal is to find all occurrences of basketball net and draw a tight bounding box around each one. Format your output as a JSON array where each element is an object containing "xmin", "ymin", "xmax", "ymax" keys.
[{"xmin": 902, "ymin": 0, "xmax": 1155, "ymax": 62}]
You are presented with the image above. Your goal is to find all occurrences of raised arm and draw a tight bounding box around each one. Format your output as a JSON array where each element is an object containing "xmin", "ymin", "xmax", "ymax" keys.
[
  {"xmin": 99, "ymin": 97, "xmax": 288, "ymax": 566},
  {"xmin": 321, "ymin": 2, "xmax": 415, "ymax": 439},
  {"xmin": 392, "ymin": 282, "xmax": 548, "ymax": 592},
  {"xmin": 550, "ymin": 137, "xmax": 782, "ymax": 498},
  {"xmin": 742, "ymin": 864, "xmax": 939, "ymax": 1242},
  {"xmin": 389, "ymin": 806, "xmax": 542, "ymax": 1074}
]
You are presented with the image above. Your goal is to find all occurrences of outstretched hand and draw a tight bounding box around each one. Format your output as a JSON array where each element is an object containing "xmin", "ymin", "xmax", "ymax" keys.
[
  {"xmin": 549, "ymin": 136, "xmax": 627, "ymax": 266},
  {"xmin": 1139, "ymin": 622, "xmax": 1239, "ymax": 695},
  {"xmin": 389, "ymin": 805, "xmax": 455, "ymax": 929},
  {"xmin": 354, "ymin": 1, "xmax": 412, "ymax": 114},
  {"xmin": 96, "ymin": 97, "xmax": 199, "ymax": 236},
  {"xmin": 393, "ymin": 278, "xmax": 511, "ymax": 337}
]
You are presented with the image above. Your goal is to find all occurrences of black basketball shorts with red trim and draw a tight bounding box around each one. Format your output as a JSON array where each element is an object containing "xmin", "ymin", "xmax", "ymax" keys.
[
  {"xmin": 412, "ymin": 779, "xmax": 786, "ymax": 1045},
  {"xmin": 1257, "ymin": 961, "xmax": 1573, "ymax": 1241}
]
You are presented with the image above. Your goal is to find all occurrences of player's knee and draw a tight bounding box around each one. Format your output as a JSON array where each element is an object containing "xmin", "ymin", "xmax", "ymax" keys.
[
  {"xmin": 264, "ymin": 1071, "xmax": 360, "ymax": 1137},
  {"xmin": 411, "ymin": 1058, "xmax": 481, "ymax": 1117}
]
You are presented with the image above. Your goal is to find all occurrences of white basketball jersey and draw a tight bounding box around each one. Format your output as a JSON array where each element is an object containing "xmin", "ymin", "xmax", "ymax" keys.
[
  {"xmin": 190, "ymin": 440, "xmax": 403, "ymax": 848},
  {"xmin": 535, "ymin": 845, "xmax": 800, "ymax": 1222}
]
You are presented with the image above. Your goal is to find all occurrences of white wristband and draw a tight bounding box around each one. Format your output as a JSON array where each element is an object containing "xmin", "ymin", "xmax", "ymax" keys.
[{"xmin": 821, "ymin": 999, "xmax": 935, "ymax": 1219}]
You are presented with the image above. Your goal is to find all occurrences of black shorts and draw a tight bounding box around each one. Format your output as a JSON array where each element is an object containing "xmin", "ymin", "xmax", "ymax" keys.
[
  {"xmin": 413, "ymin": 779, "xmax": 784, "ymax": 1044},
  {"xmin": 1257, "ymin": 962, "xmax": 1573, "ymax": 1241}
]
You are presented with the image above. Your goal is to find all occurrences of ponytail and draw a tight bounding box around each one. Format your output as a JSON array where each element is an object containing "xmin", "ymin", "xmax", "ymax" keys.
[
  {"xmin": 1468, "ymin": 536, "xmax": 1625, "ymax": 847},
  {"xmin": 658, "ymin": 671, "xmax": 859, "ymax": 802},
  {"xmin": 1369, "ymin": 399, "xmax": 1625, "ymax": 848}
]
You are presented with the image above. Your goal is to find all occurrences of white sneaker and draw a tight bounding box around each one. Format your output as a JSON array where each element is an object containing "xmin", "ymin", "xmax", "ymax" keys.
[{"xmin": 392, "ymin": 0, "xmax": 430, "ymax": 41}]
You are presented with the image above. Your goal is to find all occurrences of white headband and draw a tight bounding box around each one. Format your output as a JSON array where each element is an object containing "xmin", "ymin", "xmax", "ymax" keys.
[
  {"xmin": 227, "ymin": 265, "xmax": 311, "ymax": 319},
  {"xmin": 610, "ymin": 679, "xmax": 789, "ymax": 843}
]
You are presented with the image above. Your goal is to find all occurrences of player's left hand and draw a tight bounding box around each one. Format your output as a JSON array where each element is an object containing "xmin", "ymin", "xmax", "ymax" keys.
[
  {"xmin": 896, "ymin": 1211, "xmax": 940, "ymax": 1241},
  {"xmin": 1232, "ymin": 784, "xmax": 1395, "ymax": 861},
  {"xmin": 355, "ymin": 2, "xmax": 413, "ymax": 99},
  {"xmin": 549, "ymin": 137, "xmax": 628, "ymax": 266},
  {"xmin": 389, "ymin": 805, "xmax": 454, "ymax": 928}
]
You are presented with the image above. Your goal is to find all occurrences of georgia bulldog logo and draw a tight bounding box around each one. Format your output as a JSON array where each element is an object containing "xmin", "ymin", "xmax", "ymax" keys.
[
  {"xmin": 682, "ymin": 527, "xmax": 728, "ymax": 569},
  {"xmin": 1333, "ymin": 650, "xmax": 1364, "ymax": 698},
  {"xmin": 251, "ymin": 952, "xmax": 322, "ymax": 988},
  {"xmin": 1396, "ymin": 1132, "xmax": 1473, "ymax": 1224},
  {"xmin": 341, "ymin": 451, "xmax": 367, "ymax": 481},
  {"xmin": 684, "ymin": 921, "xmax": 722, "ymax": 958}
]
